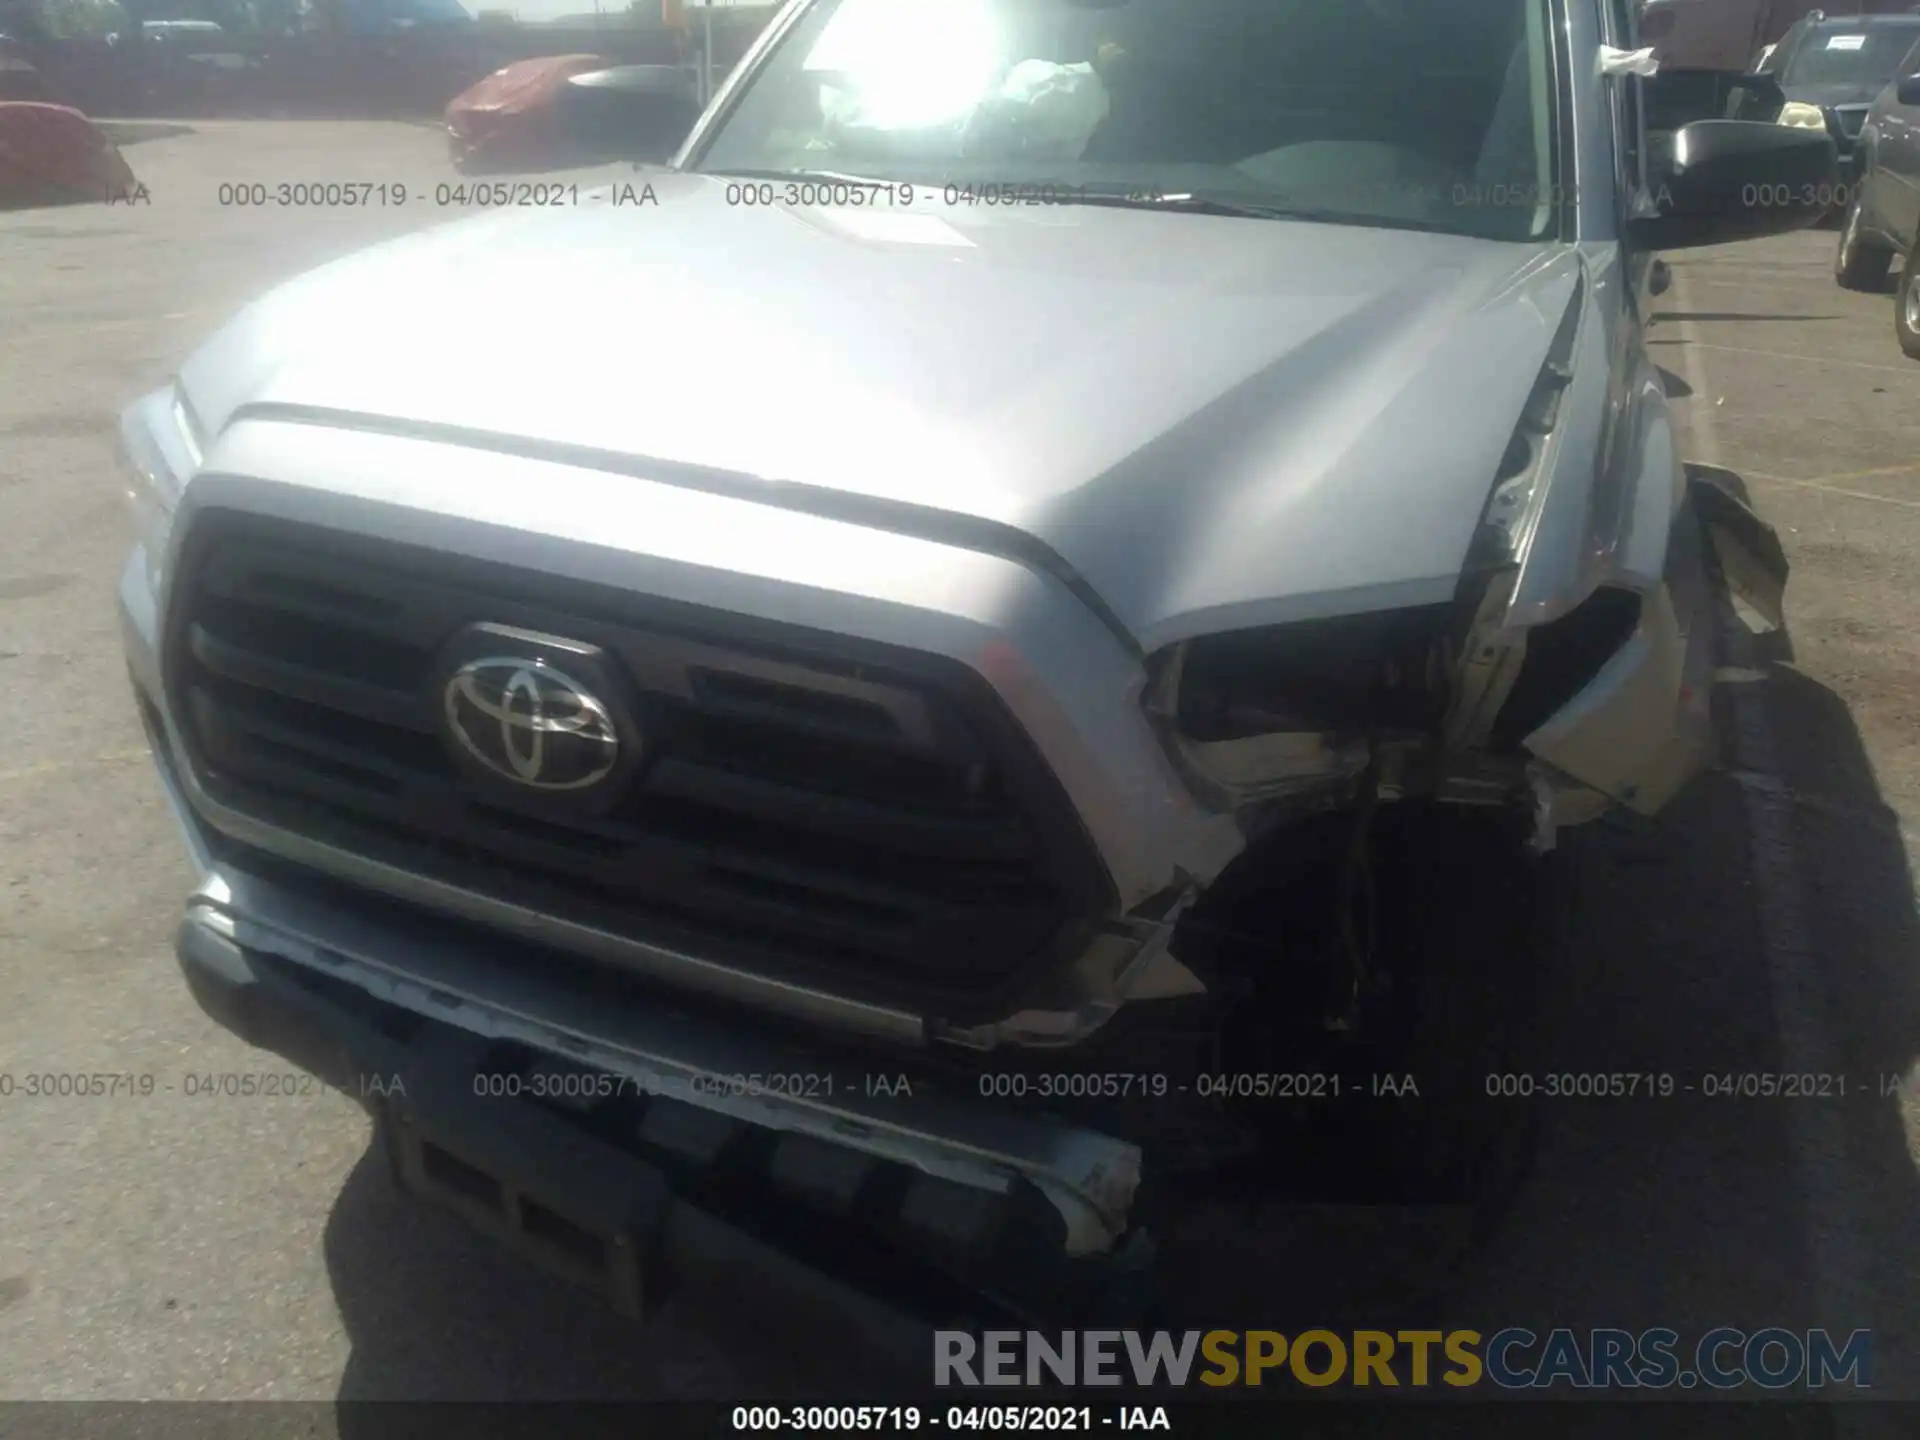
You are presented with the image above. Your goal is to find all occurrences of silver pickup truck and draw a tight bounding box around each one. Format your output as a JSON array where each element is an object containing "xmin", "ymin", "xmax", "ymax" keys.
[{"xmin": 120, "ymin": 0, "xmax": 1822, "ymax": 1328}]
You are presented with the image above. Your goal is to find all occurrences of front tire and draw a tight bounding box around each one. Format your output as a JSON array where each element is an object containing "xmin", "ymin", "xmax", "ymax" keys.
[
  {"xmin": 1145, "ymin": 806, "xmax": 1556, "ymax": 1329},
  {"xmin": 1836, "ymin": 188, "xmax": 1894, "ymax": 292},
  {"xmin": 1896, "ymin": 249, "xmax": 1920, "ymax": 359},
  {"xmin": 1364, "ymin": 807, "xmax": 1553, "ymax": 1212}
]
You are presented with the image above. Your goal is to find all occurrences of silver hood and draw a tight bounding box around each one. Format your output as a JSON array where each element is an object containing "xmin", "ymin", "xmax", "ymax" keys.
[{"xmin": 177, "ymin": 172, "xmax": 1583, "ymax": 652}]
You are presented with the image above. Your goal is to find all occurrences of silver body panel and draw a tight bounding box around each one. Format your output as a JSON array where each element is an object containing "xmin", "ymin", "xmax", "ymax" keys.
[
  {"xmin": 175, "ymin": 188, "xmax": 1579, "ymax": 651},
  {"xmin": 120, "ymin": 0, "xmax": 1721, "ymax": 1246}
]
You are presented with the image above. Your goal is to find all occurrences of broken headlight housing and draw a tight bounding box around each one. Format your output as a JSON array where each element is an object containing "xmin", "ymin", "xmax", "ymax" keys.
[{"xmin": 1149, "ymin": 605, "xmax": 1456, "ymax": 805}]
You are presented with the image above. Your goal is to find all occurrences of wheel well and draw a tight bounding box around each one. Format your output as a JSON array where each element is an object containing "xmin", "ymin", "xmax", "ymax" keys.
[{"xmin": 1171, "ymin": 801, "xmax": 1540, "ymax": 1037}]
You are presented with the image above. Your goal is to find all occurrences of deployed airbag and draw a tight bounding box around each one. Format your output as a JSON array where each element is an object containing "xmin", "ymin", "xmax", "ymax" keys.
[{"xmin": 986, "ymin": 60, "xmax": 1110, "ymax": 159}]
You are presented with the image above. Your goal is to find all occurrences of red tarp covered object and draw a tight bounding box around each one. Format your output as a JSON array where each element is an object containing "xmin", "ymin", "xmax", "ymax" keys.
[
  {"xmin": 444, "ymin": 54, "xmax": 612, "ymax": 172},
  {"xmin": 0, "ymin": 102, "xmax": 135, "ymax": 208}
]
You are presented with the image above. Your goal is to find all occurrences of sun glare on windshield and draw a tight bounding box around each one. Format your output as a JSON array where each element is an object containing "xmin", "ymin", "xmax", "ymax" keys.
[{"xmin": 805, "ymin": 0, "xmax": 1004, "ymax": 130}]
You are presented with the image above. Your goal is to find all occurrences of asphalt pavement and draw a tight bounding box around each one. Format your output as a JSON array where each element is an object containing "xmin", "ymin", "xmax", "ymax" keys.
[{"xmin": 0, "ymin": 122, "xmax": 1917, "ymax": 1416}]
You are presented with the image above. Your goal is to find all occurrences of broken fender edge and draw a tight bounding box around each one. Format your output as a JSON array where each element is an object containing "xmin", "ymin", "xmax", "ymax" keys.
[
  {"xmin": 1518, "ymin": 462, "xmax": 1740, "ymax": 817},
  {"xmin": 1521, "ymin": 580, "xmax": 1715, "ymax": 815},
  {"xmin": 1686, "ymin": 463, "xmax": 1789, "ymax": 635}
]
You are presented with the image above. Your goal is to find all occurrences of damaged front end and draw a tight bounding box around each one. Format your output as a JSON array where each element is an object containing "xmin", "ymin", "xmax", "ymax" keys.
[
  {"xmin": 1138, "ymin": 274, "xmax": 1754, "ymax": 866},
  {"xmin": 949, "ymin": 272, "xmax": 1796, "ymax": 1218}
]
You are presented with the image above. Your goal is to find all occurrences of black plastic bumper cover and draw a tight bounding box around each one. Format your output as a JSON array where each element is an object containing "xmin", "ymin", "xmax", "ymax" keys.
[{"xmin": 174, "ymin": 914, "xmax": 938, "ymax": 1373}]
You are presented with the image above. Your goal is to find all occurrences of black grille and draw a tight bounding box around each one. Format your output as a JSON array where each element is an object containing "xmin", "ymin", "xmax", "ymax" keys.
[{"xmin": 164, "ymin": 509, "xmax": 1113, "ymax": 1010}]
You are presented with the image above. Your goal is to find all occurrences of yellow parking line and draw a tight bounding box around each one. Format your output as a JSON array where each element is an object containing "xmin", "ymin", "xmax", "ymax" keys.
[
  {"xmin": 0, "ymin": 749, "xmax": 148, "ymax": 786},
  {"xmin": 1680, "ymin": 341, "xmax": 1920, "ymax": 378},
  {"xmin": 1776, "ymin": 459, "xmax": 1920, "ymax": 487},
  {"xmin": 1745, "ymin": 472, "xmax": 1920, "ymax": 511}
]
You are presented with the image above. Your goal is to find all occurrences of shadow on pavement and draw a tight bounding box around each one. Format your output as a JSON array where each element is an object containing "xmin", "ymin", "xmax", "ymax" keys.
[
  {"xmin": 1747, "ymin": 660, "xmax": 1920, "ymax": 1381},
  {"xmin": 324, "ymin": 1141, "xmax": 915, "ymax": 1407},
  {"xmin": 325, "ymin": 1148, "xmax": 677, "ymax": 1402},
  {"xmin": 1451, "ymin": 561, "xmax": 1920, "ymax": 1390}
]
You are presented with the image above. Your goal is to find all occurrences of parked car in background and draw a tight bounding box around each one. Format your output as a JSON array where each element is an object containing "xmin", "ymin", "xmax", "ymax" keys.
[
  {"xmin": 142, "ymin": 19, "xmax": 227, "ymax": 42},
  {"xmin": 140, "ymin": 19, "xmax": 248, "ymax": 67},
  {"xmin": 0, "ymin": 29, "xmax": 43, "ymax": 101},
  {"xmin": 1757, "ymin": 9, "xmax": 1920, "ymax": 182},
  {"xmin": 129, "ymin": 18, "xmax": 260, "ymax": 112},
  {"xmin": 1833, "ymin": 61, "xmax": 1920, "ymax": 359},
  {"xmin": 329, "ymin": 0, "xmax": 475, "ymax": 38},
  {"xmin": 1641, "ymin": 0, "xmax": 1914, "ymax": 72},
  {"xmin": 443, "ymin": 53, "xmax": 611, "ymax": 173}
]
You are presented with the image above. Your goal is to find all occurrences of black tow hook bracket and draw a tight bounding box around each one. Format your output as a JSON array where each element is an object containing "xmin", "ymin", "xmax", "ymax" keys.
[{"xmin": 379, "ymin": 1026, "xmax": 674, "ymax": 1319}]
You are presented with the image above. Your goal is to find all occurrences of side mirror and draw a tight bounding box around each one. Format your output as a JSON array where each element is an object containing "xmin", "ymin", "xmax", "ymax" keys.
[
  {"xmin": 1898, "ymin": 72, "xmax": 1920, "ymax": 106},
  {"xmin": 1628, "ymin": 119, "xmax": 1835, "ymax": 251},
  {"xmin": 556, "ymin": 64, "xmax": 701, "ymax": 163}
]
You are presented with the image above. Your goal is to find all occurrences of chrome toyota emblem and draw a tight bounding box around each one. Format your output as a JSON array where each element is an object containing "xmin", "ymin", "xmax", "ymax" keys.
[{"xmin": 443, "ymin": 657, "xmax": 622, "ymax": 791}]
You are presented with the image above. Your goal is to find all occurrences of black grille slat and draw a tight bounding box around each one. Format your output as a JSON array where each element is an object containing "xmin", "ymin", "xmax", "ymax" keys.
[
  {"xmin": 201, "ymin": 777, "xmax": 1054, "ymax": 972},
  {"xmin": 665, "ymin": 708, "xmax": 988, "ymax": 811},
  {"xmin": 228, "ymin": 729, "xmax": 406, "ymax": 800},
  {"xmin": 200, "ymin": 677, "xmax": 451, "ymax": 774},
  {"xmin": 210, "ymin": 727, "xmax": 1037, "ymax": 935},
  {"xmin": 201, "ymin": 686, "xmax": 1043, "ymax": 895},
  {"xmin": 198, "ymin": 542, "xmax": 466, "ymax": 651},
  {"xmin": 198, "ymin": 673, "xmax": 1035, "ymax": 873},
  {"xmin": 195, "ymin": 686, "xmax": 416, "ymax": 795},
  {"xmin": 165, "ymin": 510, "xmax": 1111, "ymax": 1005},
  {"xmin": 642, "ymin": 757, "xmax": 1033, "ymax": 861},
  {"xmin": 690, "ymin": 669, "xmax": 905, "ymax": 739},
  {"xmin": 189, "ymin": 624, "xmax": 430, "ymax": 733},
  {"xmin": 194, "ymin": 591, "xmax": 427, "ymax": 691}
]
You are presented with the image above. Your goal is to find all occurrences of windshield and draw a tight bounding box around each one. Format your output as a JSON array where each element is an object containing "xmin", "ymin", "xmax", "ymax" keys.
[
  {"xmin": 1782, "ymin": 25, "xmax": 1920, "ymax": 88},
  {"xmin": 693, "ymin": 0, "xmax": 1559, "ymax": 241}
]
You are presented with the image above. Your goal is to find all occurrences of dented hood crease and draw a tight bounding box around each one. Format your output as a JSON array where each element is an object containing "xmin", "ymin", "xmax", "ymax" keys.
[{"xmin": 178, "ymin": 174, "xmax": 1582, "ymax": 652}]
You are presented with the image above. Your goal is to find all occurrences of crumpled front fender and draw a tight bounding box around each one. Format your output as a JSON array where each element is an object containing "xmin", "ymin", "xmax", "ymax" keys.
[{"xmin": 1521, "ymin": 465, "xmax": 1788, "ymax": 816}]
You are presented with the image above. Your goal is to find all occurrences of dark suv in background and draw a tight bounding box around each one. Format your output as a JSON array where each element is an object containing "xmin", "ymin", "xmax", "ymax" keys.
[
  {"xmin": 1757, "ymin": 9, "xmax": 1920, "ymax": 180},
  {"xmin": 1833, "ymin": 41, "xmax": 1920, "ymax": 359}
]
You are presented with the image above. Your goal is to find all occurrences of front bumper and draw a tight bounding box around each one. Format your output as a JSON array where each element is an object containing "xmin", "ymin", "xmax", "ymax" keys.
[
  {"xmin": 123, "ymin": 485, "xmax": 1154, "ymax": 1254},
  {"xmin": 128, "ymin": 562, "xmax": 1145, "ymax": 1259},
  {"xmin": 169, "ymin": 851, "xmax": 1144, "ymax": 1256},
  {"xmin": 171, "ymin": 900, "xmax": 1144, "ymax": 1339}
]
